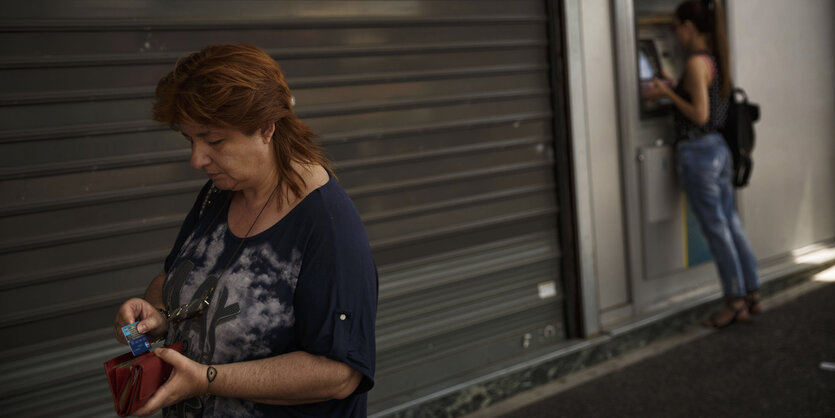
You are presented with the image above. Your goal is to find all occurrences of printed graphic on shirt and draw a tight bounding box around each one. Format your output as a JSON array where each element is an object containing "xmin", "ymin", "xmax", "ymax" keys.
[
  {"xmin": 161, "ymin": 177, "xmax": 377, "ymax": 418},
  {"xmin": 164, "ymin": 222, "xmax": 302, "ymax": 418}
]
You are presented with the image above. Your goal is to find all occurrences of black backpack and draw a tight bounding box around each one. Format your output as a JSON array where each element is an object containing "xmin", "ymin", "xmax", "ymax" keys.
[{"xmin": 721, "ymin": 87, "xmax": 760, "ymax": 187}]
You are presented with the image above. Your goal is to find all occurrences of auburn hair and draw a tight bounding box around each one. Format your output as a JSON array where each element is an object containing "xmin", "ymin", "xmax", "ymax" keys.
[
  {"xmin": 153, "ymin": 43, "xmax": 331, "ymax": 207},
  {"xmin": 675, "ymin": 0, "xmax": 731, "ymax": 98}
]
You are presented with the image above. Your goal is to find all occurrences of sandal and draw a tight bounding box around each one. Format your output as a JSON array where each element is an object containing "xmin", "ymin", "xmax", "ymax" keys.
[
  {"xmin": 702, "ymin": 298, "xmax": 749, "ymax": 329},
  {"xmin": 745, "ymin": 292, "xmax": 763, "ymax": 315}
]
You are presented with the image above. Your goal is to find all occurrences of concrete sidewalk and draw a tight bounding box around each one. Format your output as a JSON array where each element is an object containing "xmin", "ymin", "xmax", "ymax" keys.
[{"xmin": 466, "ymin": 268, "xmax": 835, "ymax": 418}]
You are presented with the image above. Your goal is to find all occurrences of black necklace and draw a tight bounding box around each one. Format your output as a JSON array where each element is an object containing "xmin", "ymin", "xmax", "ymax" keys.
[{"xmin": 163, "ymin": 181, "xmax": 280, "ymax": 324}]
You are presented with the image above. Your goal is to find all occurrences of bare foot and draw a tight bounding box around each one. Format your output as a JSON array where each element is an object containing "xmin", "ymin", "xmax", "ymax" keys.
[
  {"xmin": 702, "ymin": 298, "xmax": 749, "ymax": 328},
  {"xmin": 745, "ymin": 291, "xmax": 763, "ymax": 314}
]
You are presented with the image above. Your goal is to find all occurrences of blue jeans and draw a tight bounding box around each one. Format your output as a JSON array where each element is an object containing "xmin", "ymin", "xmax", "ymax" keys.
[{"xmin": 676, "ymin": 133, "xmax": 760, "ymax": 298}]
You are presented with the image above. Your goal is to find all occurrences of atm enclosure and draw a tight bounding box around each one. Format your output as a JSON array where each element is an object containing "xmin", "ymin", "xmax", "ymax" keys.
[{"xmin": 614, "ymin": 0, "xmax": 714, "ymax": 311}]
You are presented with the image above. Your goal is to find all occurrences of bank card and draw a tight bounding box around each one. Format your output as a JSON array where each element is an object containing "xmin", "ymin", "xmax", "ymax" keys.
[{"xmin": 122, "ymin": 321, "xmax": 151, "ymax": 356}]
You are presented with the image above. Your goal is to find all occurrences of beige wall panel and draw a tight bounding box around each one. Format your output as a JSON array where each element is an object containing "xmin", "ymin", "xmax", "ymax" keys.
[
  {"xmin": 730, "ymin": 0, "xmax": 835, "ymax": 259},
  {"xmin": 580, "ymin": 0, "xmax": 630, "ymax": 312}
]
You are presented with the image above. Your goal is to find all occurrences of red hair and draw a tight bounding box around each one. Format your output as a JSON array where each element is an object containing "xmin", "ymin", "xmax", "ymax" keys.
[{"xmin": 153, "ymin": 43, "xmax": 331, "ymax": 206}]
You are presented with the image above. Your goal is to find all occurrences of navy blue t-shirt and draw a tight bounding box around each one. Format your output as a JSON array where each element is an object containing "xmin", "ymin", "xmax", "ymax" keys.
[{"xmin": 161, "ymin": 175, "xmax": 377, "ymax": 418}]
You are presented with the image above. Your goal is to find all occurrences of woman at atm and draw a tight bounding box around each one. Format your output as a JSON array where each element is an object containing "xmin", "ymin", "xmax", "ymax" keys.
[{"xmin": 645, "ymin": 0, "xmax": 761, "ymax": 328}]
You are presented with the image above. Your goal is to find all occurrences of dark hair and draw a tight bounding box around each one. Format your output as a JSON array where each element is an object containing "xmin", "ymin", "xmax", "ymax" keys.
[
  {"xmin": 153, "ymin": 43, "xmax": 331, "ymax": 207},
  {"xmin": 675, "ymin": 0, "xmax": 731, "ymax": 98}
]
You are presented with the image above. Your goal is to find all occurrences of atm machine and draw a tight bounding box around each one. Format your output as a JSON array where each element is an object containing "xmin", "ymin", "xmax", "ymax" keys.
[{"xmin": 614, "ymin": 0, "xmax": 716, "ymax": 311}]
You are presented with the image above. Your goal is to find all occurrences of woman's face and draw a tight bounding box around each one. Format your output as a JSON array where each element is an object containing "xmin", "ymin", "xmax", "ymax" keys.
[
  {"xmin": 672, "ymin": 18, "xmax": 691, "ymax": 49},
  {"xmin": 180, "ymin": 121, "xmax": 275, "ymax": 192}
]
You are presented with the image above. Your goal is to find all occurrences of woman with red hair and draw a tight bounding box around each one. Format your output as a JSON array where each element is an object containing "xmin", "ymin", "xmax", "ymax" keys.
[{"xmin": 113, "ymin": 44, "xmax": 377, "ymax": 417}]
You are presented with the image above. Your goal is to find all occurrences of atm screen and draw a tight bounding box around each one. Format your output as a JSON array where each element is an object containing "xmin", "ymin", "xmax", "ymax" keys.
[
  {"xmin": 638, "ymin": 49, "xmax": 654, "ymax": 80},
  {"xmin": 637, "ymin": 38, "xmax": 672, "ymax": 117},
  {"xmin": 637, "ymin": 39, "xmax": 661, "ymax": 80}
]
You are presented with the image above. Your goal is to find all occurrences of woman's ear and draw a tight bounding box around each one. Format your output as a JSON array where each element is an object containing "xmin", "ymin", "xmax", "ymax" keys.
[
  {"xmin": 261, "ymin": 123, "xmax": 276, "ymax": 143},
  {"xmin": 682, "ymin": 20, "xmax": 697, "ymax": 35}
]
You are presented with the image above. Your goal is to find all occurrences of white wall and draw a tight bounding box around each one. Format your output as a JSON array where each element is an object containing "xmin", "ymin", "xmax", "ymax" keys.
[{"xmin": 730, "ymin": 0, "xmax": 835, "ymax": 259}]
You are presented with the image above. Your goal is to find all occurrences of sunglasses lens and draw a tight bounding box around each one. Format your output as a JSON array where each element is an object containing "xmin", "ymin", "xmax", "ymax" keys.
[{"xmin": 170, "ymin": 288, "xmax": 213, "ymax": 323}]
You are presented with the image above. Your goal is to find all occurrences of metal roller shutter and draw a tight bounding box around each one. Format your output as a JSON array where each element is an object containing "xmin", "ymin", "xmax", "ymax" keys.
[{"xmin": 0, "ymin": 1, "xmax": 574, "ymax": 416}]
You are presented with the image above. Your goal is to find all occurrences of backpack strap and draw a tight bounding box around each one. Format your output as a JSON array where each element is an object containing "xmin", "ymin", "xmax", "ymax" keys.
[{"xmin": 198, "ymin": 183, "xmax": 219, "ymax": 219}]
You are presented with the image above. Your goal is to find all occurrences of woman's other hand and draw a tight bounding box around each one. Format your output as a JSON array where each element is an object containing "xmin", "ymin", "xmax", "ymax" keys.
[
  {"xmin": 131, "ymin": 347, "xmax": 208, "ymax": 417},
  {"xmin": 644, "ymin": 77, "xmax": 672, "ymax": 100},
  {"xmin": 113, "ymin": 297, "xmax": 168, "ymax": 344}
]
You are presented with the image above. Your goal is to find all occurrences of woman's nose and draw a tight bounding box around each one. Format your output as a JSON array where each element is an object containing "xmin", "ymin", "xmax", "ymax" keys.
[{"xmin": 190, "ymin": 141, "xmax": 211, "ymax": 170}]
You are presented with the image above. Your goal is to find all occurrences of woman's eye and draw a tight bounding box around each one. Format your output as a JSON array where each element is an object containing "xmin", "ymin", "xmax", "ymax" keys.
[{"xmin": 209, "ymin": 139, "xmax": 224, "ymax": 146}]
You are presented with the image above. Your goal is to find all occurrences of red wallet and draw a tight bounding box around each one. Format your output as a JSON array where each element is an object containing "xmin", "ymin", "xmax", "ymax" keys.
[{"xmin": 104, "ymin": 342, "xmax": 184, "ymax": 417}]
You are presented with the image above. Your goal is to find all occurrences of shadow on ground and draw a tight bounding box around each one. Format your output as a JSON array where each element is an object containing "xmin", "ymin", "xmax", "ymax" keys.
[{"xmin": 500, "ymin": 282, "xmax": 835, "ymax": 418}]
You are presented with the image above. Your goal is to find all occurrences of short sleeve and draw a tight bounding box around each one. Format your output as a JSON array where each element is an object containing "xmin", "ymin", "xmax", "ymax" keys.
[{"xmin": 293, "ymin": 190, "xmax": 378, "ymax": 395}]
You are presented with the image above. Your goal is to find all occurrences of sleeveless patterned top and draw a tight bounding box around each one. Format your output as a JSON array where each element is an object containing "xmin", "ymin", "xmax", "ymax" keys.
[{"xmin": 673, "ymin": 52, "xmax": 729, "ymax": 141}]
